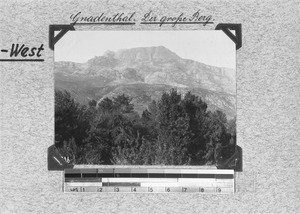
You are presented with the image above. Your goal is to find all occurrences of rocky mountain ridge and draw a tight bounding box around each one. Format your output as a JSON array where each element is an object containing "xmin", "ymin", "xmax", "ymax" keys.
[{"xmin": 55, "ymin": 46, "xmax": 236, "ymax": 118}]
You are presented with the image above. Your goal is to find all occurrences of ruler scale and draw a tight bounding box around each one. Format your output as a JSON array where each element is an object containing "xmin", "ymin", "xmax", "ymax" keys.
[{"xmin": 64, "ymin": 168, "xmax": 235, "ymax": 193}]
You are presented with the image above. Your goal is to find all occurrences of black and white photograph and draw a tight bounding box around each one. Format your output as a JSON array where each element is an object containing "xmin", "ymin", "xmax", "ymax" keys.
[
  {"xmin": 54, "ymin": 31, "xmax": 238, "ymax": 167},
  {"xmin": 1, "ymin": 0, "xmax": 299, "ymax": 212}
]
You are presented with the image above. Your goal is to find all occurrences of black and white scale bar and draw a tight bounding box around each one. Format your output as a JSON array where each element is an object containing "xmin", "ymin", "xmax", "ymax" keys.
[
  {"xmin": 64, "ymin": 168, "xmax": 235, "ymax": 193},
  {"xmin": 64, "ymin": 168, "xmax": 234, "ymax": 179}
]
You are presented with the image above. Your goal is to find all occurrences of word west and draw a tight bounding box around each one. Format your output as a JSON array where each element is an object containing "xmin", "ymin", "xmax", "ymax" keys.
[
  {"xmin": 10, "ymin": 44, "xmax": 44, "ymax": 58},
  {"xmin": 142, "ymin": 10, "xmax": 214, "ymax": 27}
]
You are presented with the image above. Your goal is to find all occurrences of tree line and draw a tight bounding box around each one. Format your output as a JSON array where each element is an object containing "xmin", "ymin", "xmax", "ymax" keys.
[{"xmin": 55, "ymin": 89, "xmax": 236, "ymax": 165}]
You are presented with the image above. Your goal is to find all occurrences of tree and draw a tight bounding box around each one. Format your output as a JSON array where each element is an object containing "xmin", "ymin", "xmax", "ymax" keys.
[
  {"xmin": 55, "ymin": 88, "xmax": 236, "ymax": 166},
  {"xmin": 153, "ymin": 89, "xmax": 192, "ymax": 165},
  {"xmin": 88, "ymin": 99, "xmax": 97, "ymax": 107},
  {"xmin": 98, "ymin": 97, "xmax": 114, "ymax": 114},
  {"xmin": 109, "ymin": 114, "xmax": 142, "ymax": 165},
  {"xmin": 55, "ymin": 90, "xmax": 91, "ymax": 163},
  {"xmin": 55, "ymin": 90, "xmax": 90, "ymax": 147},
  {"xmin": 204, "ymin": 110, "xmax": 231, "ymax": 164},
  {"xmin": 181, "ymin": 91, "xmax": 208, "ymax": 164},
  {"xmin": 112, "ymin": 94, "xmax": 134, "ymax": 114}
]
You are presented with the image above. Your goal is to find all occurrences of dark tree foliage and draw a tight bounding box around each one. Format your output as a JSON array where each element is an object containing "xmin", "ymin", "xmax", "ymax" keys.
[
  {"xmin": 55, "ymin": 90, "xmax": 92, "ymax": 164},
  {"xmin": 88, "ymin": 99, "xmax": 97, "ymax": 107},
  {"xmin": 55, "ymin": 89, "xmax": 236, "ymax": 165}
]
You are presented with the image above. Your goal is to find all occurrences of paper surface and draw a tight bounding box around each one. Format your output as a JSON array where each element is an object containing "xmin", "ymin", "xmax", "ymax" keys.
[{"xmin": 0, "ymin": 0, "xmax": 299, "ymax": 213}]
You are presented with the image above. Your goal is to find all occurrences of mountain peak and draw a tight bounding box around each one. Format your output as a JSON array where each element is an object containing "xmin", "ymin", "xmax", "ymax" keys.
[
  {"xmin": 103, "ymin": 50, "xmax": 115, "ymax": 58},
  {"xmin": 113, "ymin": 46, "xmax": 180, "ymax": 62}
]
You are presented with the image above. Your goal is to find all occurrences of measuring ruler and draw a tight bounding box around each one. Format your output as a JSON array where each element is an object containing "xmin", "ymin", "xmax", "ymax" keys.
[{"xmin": 64, "ymin": 168, "xmax": 234, "ymax": 193}]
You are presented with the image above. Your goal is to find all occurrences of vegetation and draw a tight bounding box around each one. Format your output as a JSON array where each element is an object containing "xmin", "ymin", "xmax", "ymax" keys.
[{"xmin": 55, "ymin": 89, "xmax": 236, "ymax": 165}]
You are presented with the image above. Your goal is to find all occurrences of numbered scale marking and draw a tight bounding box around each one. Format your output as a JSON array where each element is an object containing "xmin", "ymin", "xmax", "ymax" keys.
[{"xmin": 64, "ymin": 168, "xmax": 234, "ymax": 194}]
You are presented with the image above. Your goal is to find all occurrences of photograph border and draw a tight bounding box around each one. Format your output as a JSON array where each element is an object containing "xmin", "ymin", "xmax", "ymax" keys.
[{"xmin": 48, "ymin": 24, "xmax": 242, "ymax": 171}]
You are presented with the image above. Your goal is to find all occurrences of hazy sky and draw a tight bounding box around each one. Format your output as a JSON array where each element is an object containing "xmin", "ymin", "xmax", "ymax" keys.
[{"xmin": 55, "ymin": 31, "xmax": 236, "ymax": 69}]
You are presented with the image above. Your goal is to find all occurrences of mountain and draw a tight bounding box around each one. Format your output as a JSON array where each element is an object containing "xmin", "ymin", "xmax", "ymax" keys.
[{"xmin": 54, "ymin": 46, "xmax": 236, "ymax": 118}]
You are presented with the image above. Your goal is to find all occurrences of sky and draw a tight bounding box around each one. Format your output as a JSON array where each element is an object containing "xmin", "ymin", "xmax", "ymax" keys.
[{"xmin": 55, "ymin": 31, "xmax": 236, "ymax": 69}]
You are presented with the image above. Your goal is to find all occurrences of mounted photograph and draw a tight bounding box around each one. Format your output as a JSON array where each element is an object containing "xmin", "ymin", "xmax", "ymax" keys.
[{"xmin": 53, "ymin": 30, "xmax": 240, "ymax": 168}]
